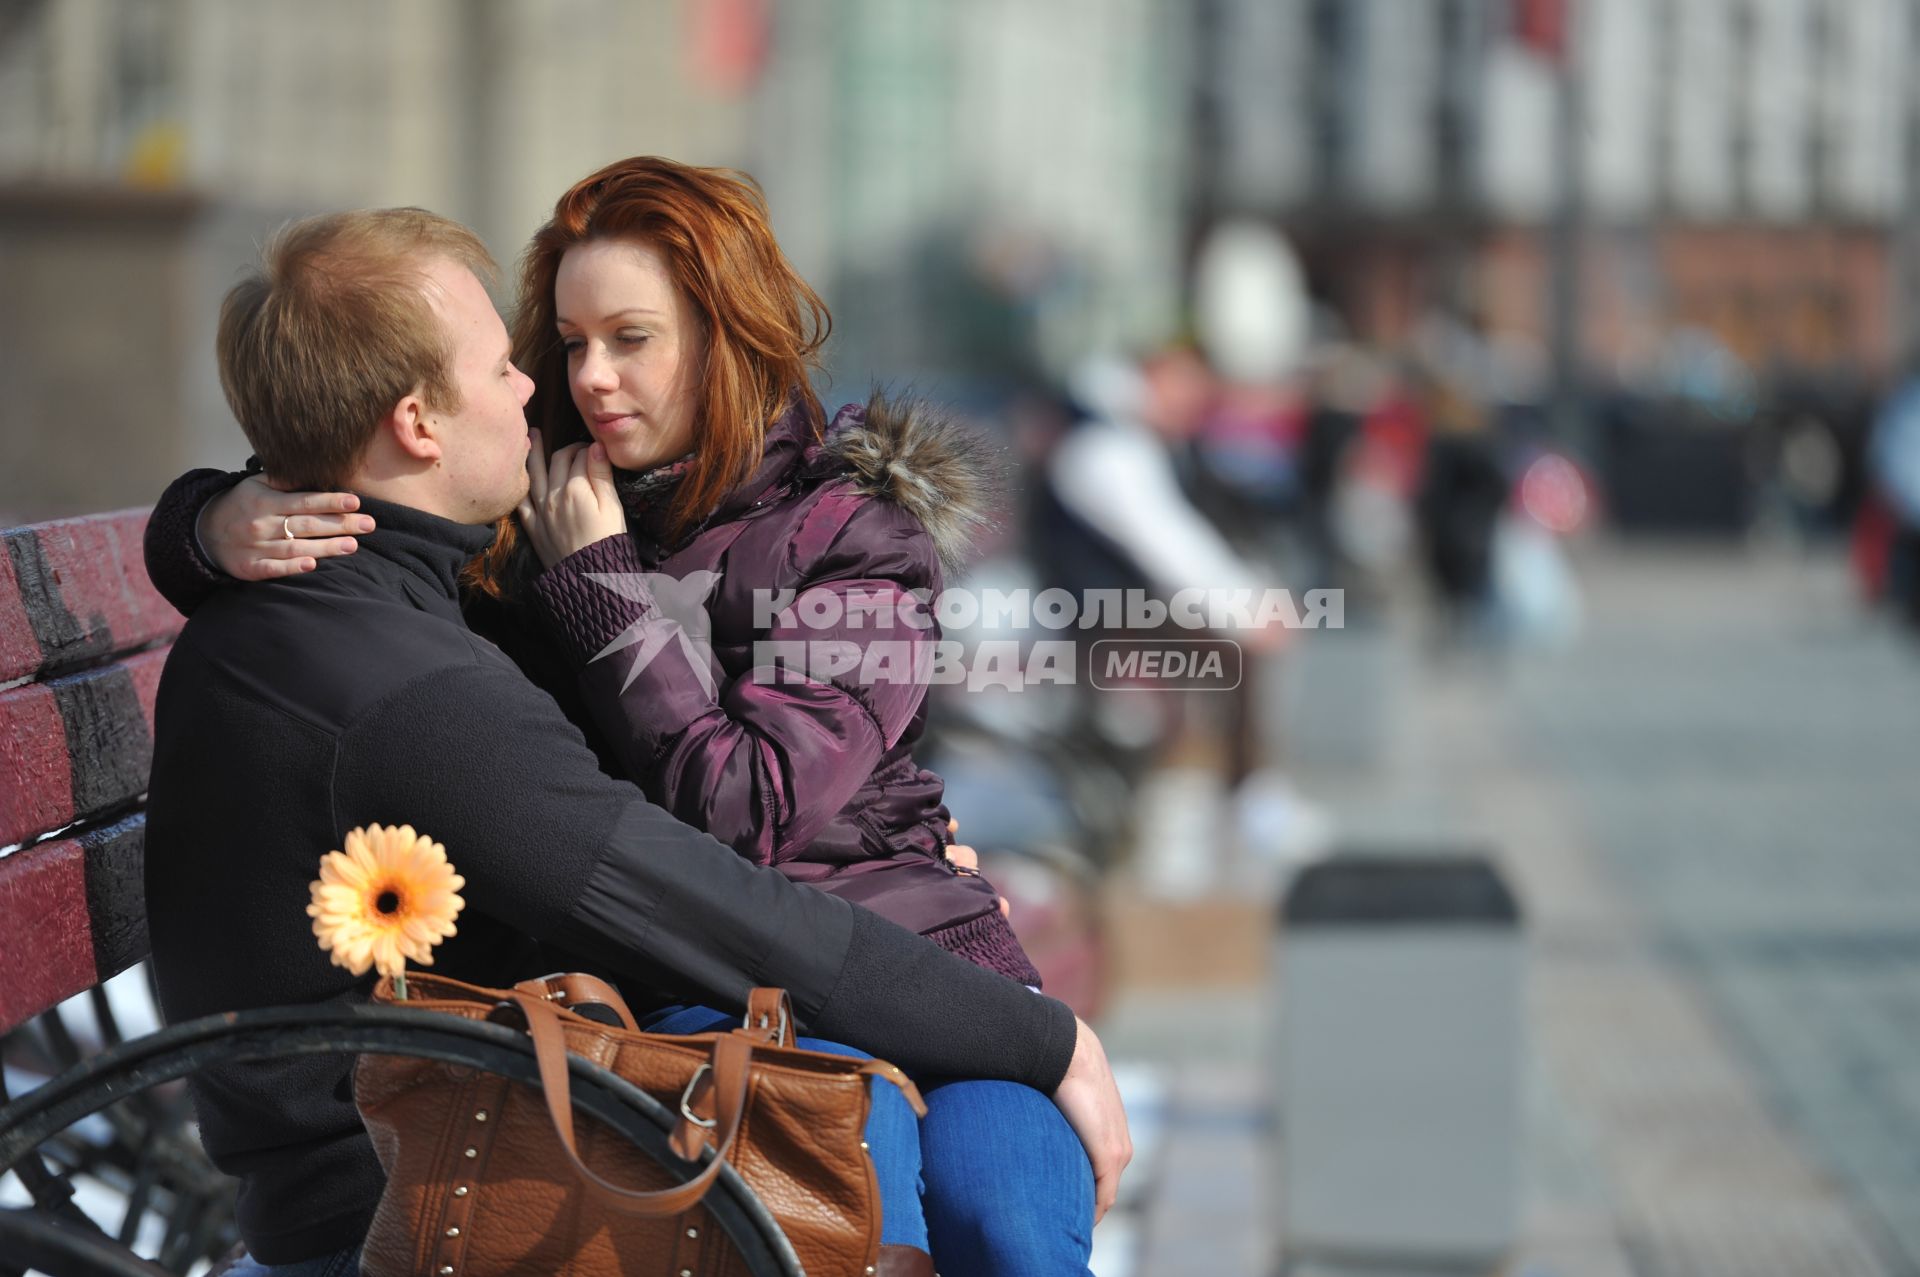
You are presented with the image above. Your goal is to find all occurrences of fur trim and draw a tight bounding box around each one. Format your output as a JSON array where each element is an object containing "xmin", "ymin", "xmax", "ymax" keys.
[{"xmin": 826, "ymin": 390, "xmax": 1002, "ymax": 575}]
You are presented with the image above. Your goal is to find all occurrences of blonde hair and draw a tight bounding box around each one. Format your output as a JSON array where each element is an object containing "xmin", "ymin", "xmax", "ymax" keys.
[{"xmin": 216, "ymin": 208, "xmax": 497, "ymax": 490}]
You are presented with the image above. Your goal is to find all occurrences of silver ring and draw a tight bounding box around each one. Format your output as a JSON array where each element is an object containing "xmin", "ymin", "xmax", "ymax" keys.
[{"xmin": 283, "ymin": 516, "xmax": 295, "ymax": 541}]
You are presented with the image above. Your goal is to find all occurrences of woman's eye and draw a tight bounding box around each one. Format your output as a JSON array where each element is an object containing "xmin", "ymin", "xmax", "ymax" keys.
[
  {"xmin": 618, "ymin": 331, "xmax": 649, "ymax": 346},
  {"xmin": 560, "ymin": 338, "xmax": 583, "ymax": 355}
]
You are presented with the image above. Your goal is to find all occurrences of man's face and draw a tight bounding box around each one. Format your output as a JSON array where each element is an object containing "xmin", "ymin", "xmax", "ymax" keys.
[{"xmin": 421, "ymin": 258, "xmax": 535, "ymax": 523}]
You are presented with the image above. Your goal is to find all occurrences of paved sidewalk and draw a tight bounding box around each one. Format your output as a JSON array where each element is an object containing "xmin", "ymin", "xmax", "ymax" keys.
[
  {"xmin": 1093, "ymin": 541, "xmax": 1917, "ymax": 1276},
  {"xmin": 1497, "ymin": 544, "xmax": 1920, "ymax": 1276}
]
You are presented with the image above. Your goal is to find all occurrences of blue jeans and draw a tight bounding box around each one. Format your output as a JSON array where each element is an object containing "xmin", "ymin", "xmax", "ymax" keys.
[
  {"xmin": 223, "ymin": 1245, "xmax": 359, "ymax": 1276},
  {"xmin": 919, "ymin": 1077, "xmax": 1094, "ymax": 1276},
  {"xmin": 646, "ymin": 1005, "xmax": 1093, "ymax": 1276}
]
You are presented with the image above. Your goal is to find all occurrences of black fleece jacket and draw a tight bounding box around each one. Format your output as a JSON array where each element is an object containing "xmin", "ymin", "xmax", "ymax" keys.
[{"xmin": 143, "ymin": 494, "xmax": 1074, "ymax": 1264}]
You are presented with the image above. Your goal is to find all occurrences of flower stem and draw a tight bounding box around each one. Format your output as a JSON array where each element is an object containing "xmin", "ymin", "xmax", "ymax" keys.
[{"xmin": 394, "ymin": 968, "xmax": 408, "ymax": 1001}]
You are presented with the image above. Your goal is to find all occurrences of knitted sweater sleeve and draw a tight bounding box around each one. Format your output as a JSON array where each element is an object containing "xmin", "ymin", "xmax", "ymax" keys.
[{"xmin": 527, "ymin": 495, "xmax": 942, "ymax": 868}]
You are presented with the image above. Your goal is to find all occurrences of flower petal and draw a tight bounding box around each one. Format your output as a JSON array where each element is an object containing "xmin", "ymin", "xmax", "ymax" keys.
[{"xmin": 308, "ymin": 825, "xmax": 467, "ymax": 979}]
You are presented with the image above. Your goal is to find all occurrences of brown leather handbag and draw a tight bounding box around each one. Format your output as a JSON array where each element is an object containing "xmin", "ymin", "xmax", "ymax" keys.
[{"xmin": 352, "ymin": 971, "xmax": 924, "ymax": 1277}]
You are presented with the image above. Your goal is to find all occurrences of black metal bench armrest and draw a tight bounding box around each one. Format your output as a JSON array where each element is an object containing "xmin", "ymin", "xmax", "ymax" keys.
[
  {"xmin": 0, "ymin": 1208, "xmax": 176, "ymax": 1277},
  {"xmin": 0, "ymin": 1004, "xmax": 801, "ymax": 1277}
]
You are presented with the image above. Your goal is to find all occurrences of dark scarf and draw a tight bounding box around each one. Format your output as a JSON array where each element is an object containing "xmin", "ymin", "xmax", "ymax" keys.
[
  {"xmin": 612, "ymin": 453, "xmax": 698, "ymax": 549},
  {"xmin": 608, "ymin": 402, "xmax": 815, "ymax": 556}
]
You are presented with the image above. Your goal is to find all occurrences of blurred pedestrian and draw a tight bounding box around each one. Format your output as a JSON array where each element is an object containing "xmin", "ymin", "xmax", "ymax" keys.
[{"xmin": 1867, "ymin": 363, "xmax": 1920, "ymax": 634}]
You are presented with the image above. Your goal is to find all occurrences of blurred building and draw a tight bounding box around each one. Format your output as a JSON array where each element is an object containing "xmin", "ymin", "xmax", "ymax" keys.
[
  {"xmin": 1198, "ymin": 0, "xmax": 1920, "ymax": 383},
  {"xmin": 752, "ymin": 0, "xmax": 1190, "ymax": 391},
  {"xmin": 0, "ymin": 0, "xmax": 1193, "ymax": 520},
  {"xmin": 10, "ymin": 0, "xmax": 1916, "ymax": 521},
  {"xmin": 0, "ymin": 0, "xmax": 756, "ymax": 521},
  {"xmin": 0, "ymin": 0, "xmax": 752, "ymax": 258}
]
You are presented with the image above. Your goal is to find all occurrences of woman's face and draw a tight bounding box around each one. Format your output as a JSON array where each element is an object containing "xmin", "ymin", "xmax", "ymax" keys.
[{"xmin": 554, "ymin": 238, "xmax": 704, "ymax": 472}]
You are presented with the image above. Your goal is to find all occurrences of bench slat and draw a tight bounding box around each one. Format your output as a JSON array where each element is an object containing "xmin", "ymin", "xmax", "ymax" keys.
[
  {"xmin": 0, "ymin": 648, "xmax": 165, "ymax": 848},
  {"xmin": 0, "ymin": 813, "xmax": 147, "ymax": 1035},
  {"xmin": 81, "ymin": 814, "xmax": 149, "ymax": 988},
  {"xmin": 0, "ymin": 510, "xmax": 181, "ymax": 684}
]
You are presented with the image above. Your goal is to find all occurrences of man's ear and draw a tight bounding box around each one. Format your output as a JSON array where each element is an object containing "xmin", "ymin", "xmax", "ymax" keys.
[{"xmin": 383, "ymin": 390, "xmax": 443, "ymax": 464}]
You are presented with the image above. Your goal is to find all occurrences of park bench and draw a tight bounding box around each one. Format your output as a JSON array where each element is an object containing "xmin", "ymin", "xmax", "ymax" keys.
[{"xmin": 0, "ymin": 510, "xmax": 799, "ymax": 1276}]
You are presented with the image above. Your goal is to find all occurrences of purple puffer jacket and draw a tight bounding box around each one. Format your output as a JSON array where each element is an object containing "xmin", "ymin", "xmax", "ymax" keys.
[{"xmin": 525, "ymin": 394, "xmax": 1041, "ymax": 987}]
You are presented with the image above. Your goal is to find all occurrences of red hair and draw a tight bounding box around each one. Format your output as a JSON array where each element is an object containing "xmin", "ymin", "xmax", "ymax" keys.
[{"xmin": 470, "ymin": 156, "xmax": 830, "ymax": 598}]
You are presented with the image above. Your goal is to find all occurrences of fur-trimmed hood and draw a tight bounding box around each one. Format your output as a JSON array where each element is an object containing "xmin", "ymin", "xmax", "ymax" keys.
[{"xmin": 821, "ymin": 391, "xmax": 1002, "ymax": 576}]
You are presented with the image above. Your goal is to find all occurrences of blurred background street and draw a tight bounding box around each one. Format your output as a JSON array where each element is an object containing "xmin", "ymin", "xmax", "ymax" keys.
[
  {"xmin": 1096, "ymin": 539, "xmax": 1920, "ymax": 1275},
  {"xmin": 6, "ymin": 0, "xmax": 1920, "ymax": 1274}
]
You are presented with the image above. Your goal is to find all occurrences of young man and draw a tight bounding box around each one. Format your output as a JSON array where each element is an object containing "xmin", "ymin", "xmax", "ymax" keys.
[{"xmin": 143, "ymin": 208, "xmax": 1127, "ymax": 1273}]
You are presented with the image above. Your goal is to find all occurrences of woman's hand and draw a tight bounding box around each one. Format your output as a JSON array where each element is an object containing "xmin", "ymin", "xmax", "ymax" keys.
[
  {"xmin": 199, "ymin": 475, "xmax": 372, "ymax": 580},
  {"xmin": 944, "ymin": 818, "xmax": 1013, "ymax": 920},
  {"xmin": 1053, "ymin": 1016, "xmax": 1133, "ymax": 1223},
  {"xmin": 520, "ymin": 429, "xmax": 626, "ymax": 570}
]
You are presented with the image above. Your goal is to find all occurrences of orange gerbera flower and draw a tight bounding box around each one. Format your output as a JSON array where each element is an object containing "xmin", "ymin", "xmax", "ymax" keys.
[{"xmin": 307, "ymin": 824, "xmax": 465, "ymax": 983}]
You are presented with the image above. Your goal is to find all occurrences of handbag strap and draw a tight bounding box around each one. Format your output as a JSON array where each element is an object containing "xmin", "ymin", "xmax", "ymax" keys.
[
  {"xmin": 732, "ymin": 987, "xmax": 926, "ymax": 1114},
  {"xmin": 511, "ymin": 972, "xmax": 639, "ymax": 1031},
  {"xmin": 851, "ymin": 1057, "xmax": 928, "ymax": 1118},
  {"xmin": 740, "ymin": 987, "xmax": 792, "ymax": 1045},
  {"xmin": 512, "ymin": 990, "xmax": 755, "ymax": 1216}
]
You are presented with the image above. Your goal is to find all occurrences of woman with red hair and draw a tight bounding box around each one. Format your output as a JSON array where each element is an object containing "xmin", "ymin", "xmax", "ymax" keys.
[{"xmin": 145, "ymin": 156, "xmax": 1116, "ymax": 1276}]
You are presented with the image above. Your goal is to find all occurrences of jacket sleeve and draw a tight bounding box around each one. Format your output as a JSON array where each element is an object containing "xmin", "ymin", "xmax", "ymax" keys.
[
  {"xmin": 333, "ymin": 657, "xmax": 1074, "ymax": 1092},
  {"xmin": 530, "ymin": 496, "xmax": 942, "ymax": 867},
  {"xmin": 143, "ymin": 467, "xmax": 250, "ymax": 617}
]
